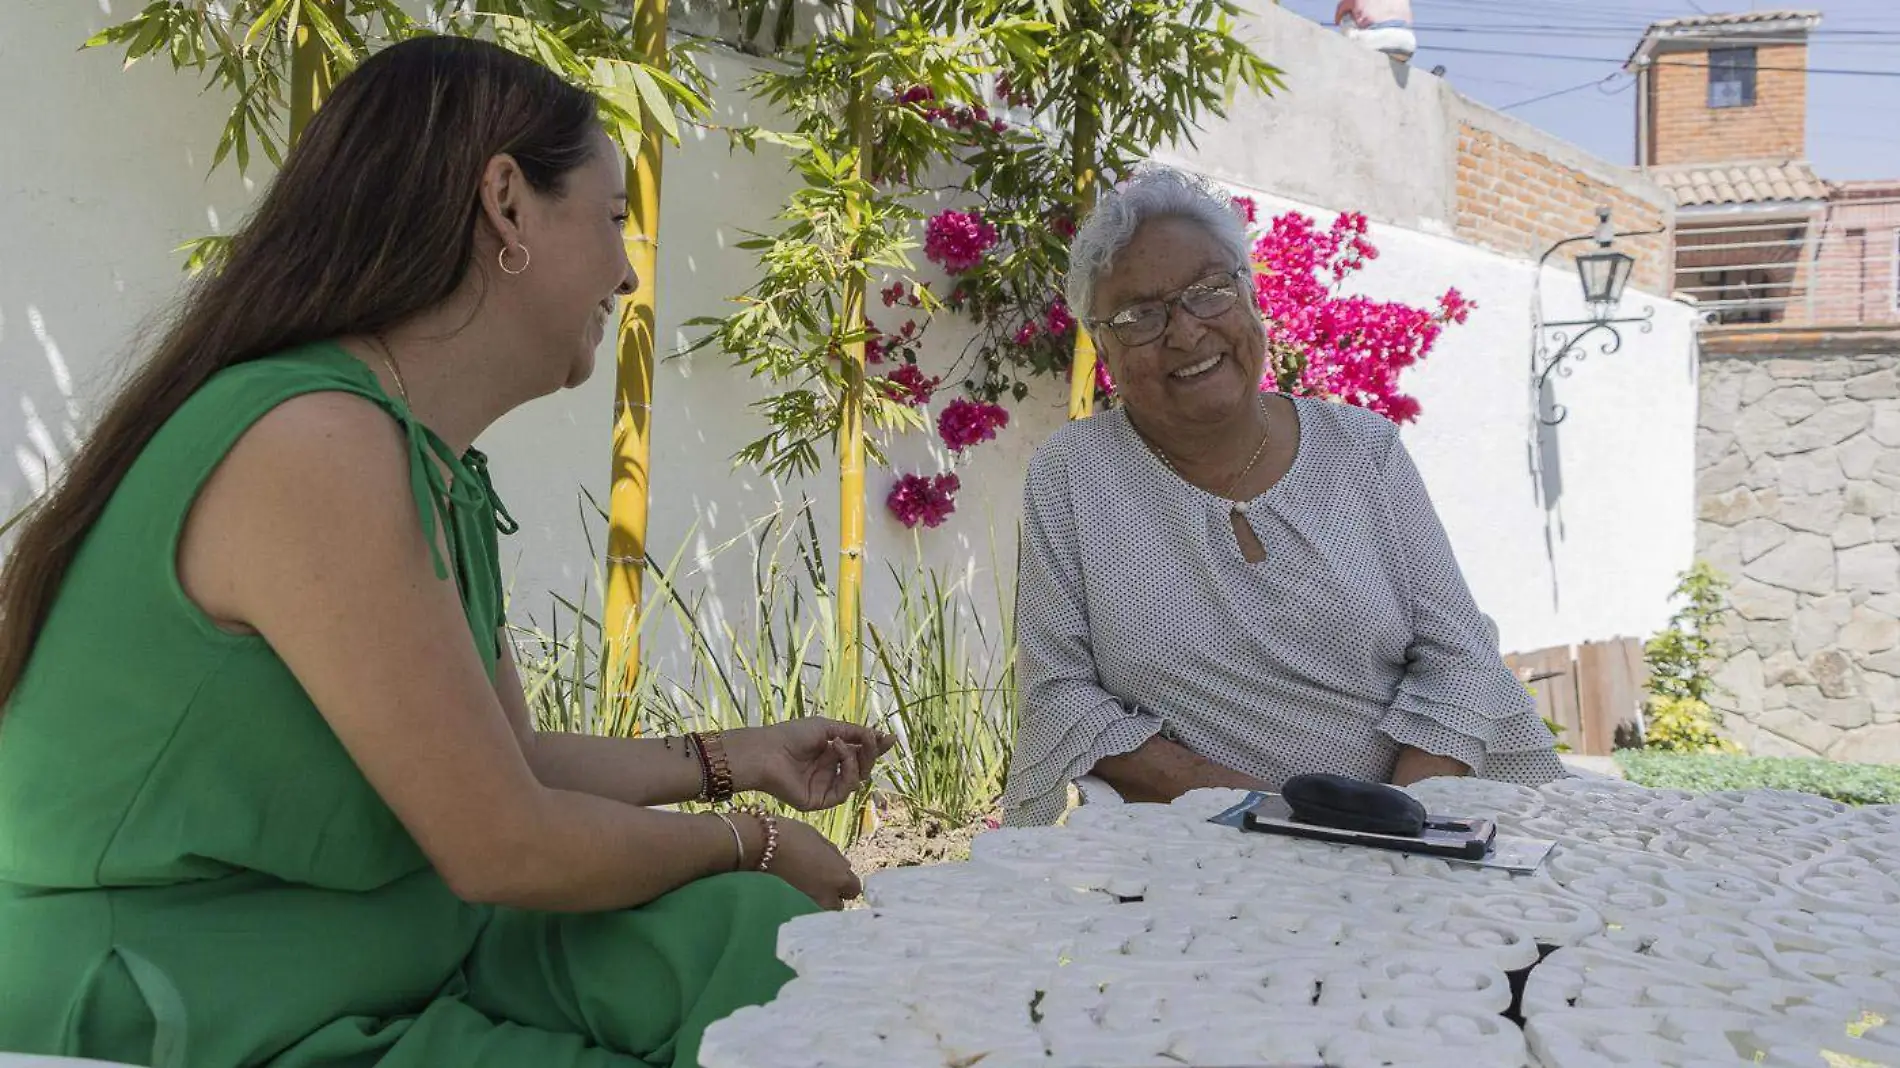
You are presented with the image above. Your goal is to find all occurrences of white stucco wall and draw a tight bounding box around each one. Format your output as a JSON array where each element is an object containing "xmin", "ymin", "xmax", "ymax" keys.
[
  {"xmin": 1, "ymin": 1, "xmax": 257, "ymax": 519},
  {"xmin": 3, "ymin": 0, "xmax": 1695, "ymax": 671}
]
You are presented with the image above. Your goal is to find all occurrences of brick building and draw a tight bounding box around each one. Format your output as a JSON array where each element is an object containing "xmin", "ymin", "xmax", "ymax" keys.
[
  {"xmin": 1646, "ymin": 13, "xmax": 1900, "ymax": 762},
  {"xmin": 1628, "ymin": 10, "xmax": 1899, "ymax": 331}
]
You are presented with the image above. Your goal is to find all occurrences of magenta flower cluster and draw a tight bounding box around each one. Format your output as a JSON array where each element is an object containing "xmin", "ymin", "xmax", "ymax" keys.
[
  {"xmin": 924, "ymin": 210, "xmax": 999, "ymax": 274},
  {"xmin": 936, "ymin": 397, "xmax": 1010, "ymax": 453},
  {"xmin": 1044, "ymin": 299, "xmax": 1076, "ymax": 336},
  {"xmin": 886, "ymin": 472, "xmax": 960, "ymax": 529},
  {"xmin": 1248, "ymin": 210, "xmax": 1470, "ymax": 425},
  {"xmin": 880, "ymin": 363, "xmax": 941, "ymax": 408}
]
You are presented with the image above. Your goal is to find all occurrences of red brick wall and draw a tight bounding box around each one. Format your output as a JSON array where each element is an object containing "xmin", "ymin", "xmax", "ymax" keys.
[
  {"xmin": 1648, "ymin": 43, "xmax": 1808, "ymax": 166},
  {"xmin": 1455, "ymin": 123, "xmax": 1672, "ymax": 295},
  {"xmin": 1812, "ymin": 190, "xmax": 1900, "ymax": 326}
]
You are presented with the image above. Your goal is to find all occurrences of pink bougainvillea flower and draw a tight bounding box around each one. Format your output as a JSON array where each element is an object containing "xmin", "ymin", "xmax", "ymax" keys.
[
  {"xmin": 1439, "ymin": 287, "xmax": 1475, "ymax": 324},
  {"xmin": 881, "ymin": 281, "xmax": 906, "ymax": 307},
  {"xmin": 937, "ymin": 397, "xmax": 1010, "ymax": 452},
  {"xmin": 880, "ymin": 363, "xmax": 941, "ymax": 408},
  {"xmin": 924, "ymin": 210, "xmax": 999, "ymax": 274},
  {"xmin": 1012, "ymin": 321, "xmax": 1040, "ymax": 346},
  {"xmin": 1248, "ymin": 210, "xmax": 1470, "ymax": 425},
  {"xmin": 1044, "ymin": 299, "xmax": 1076, "ymax": 336},
  {"xmin": 1231, "ymin": 195, "xmax": 1258, "ymax": 224},
  {"xmin": 887, "ymin": 472, "xmax": 960, "ymax": 528}
]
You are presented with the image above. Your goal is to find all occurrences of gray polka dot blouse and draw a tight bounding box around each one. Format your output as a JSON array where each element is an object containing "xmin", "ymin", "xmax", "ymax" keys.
[{"xmin": 999, "ymin": 396, "xmax": 1565, "ymax": 827}]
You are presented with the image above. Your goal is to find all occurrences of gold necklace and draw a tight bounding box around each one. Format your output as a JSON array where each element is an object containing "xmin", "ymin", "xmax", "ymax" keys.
[
  {"xmin": 369, "ymin": 333, "xmax": 412, "ymax": 407},
  {"xmin": 1139, "ymin": 396, "xmax": 1273, "ymax": 516}
]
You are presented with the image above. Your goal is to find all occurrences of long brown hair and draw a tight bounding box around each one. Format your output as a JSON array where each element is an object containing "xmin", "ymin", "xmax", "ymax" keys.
[{"xmin": 0, "ymin": 35, "xmax": 600, "ymax": 707}]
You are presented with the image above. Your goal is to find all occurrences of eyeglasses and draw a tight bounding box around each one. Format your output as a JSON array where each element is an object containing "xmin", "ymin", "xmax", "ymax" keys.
[{"xmin": 1085, "ymin": 268, "xmax": 1248, "ymax": 347}]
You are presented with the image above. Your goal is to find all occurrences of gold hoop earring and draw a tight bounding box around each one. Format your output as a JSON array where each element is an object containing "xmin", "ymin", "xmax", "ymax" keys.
[{"xmin": 498, "ymin": 244, "xmax": 531, "ymax": 275}]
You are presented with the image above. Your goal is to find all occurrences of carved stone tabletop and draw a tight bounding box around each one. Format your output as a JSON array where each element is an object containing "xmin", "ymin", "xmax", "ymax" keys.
[{"xmin": 702, "ymin": 777, "xmax": 1900, "ymax": 1067}]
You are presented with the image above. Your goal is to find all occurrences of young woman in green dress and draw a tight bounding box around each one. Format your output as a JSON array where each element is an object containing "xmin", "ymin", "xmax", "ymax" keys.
[{"xmin": 0, "ymin": 34, "xmax": 887, "ymax": 1068}]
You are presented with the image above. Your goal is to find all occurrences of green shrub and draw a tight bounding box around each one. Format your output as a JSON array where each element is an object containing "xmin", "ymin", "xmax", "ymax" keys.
[
  {"xmin": 1614, "ymin": 750, "xmax": 1900, "ymax": 805},
  {"xmin": 1641, "ymin": 562, "xmax": 1741, "ymax": 754},
  {"xmin": 510, "ymin": 501, "xmax": 1018, "ymax": 843}
]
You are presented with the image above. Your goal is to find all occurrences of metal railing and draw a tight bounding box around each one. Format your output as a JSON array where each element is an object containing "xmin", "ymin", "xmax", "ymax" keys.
[{"xmin": 1674, "ymin": 204, "xmax": 1900, "ymax": 329}]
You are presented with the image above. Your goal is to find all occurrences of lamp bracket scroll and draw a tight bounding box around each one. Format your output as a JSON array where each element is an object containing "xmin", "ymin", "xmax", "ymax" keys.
[
  {"xmin": 1534, "ymin": 305, "xmax": 1657, "ymax": 426},
  {"xmin": 1531, "ymin": 206, "xmax": 1666, "ymax": 426}
]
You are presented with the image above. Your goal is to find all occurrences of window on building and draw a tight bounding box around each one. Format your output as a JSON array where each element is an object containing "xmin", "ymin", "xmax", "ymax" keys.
[{"xmin": 1708, "ymin": 47, "xmax": 1757, "ymax": 109}]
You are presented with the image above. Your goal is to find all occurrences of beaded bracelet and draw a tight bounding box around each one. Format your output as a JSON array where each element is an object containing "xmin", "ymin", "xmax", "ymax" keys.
[
  {"xmin": 736, "ymin": 804, "xmax": 779, "ymax": 873},
  {"xmin": 689, "ymin": 729, "xmax": 734, "ymax": 805}
]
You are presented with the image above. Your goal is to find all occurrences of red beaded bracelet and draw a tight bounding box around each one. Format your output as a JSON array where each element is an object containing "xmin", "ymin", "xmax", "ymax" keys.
[{"xmin": 736, "ymin": 805, "xmax": 779, "ymax": 873}]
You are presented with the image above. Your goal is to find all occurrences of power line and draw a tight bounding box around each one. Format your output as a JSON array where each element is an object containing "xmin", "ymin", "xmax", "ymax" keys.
[
  {"xmin": 1421, "ymin": 44, "xmax": 1900, "ymax": 77},
  {"xmin": 1498, "ymin": 73, "xmax": 1630, "ymax": 111},
  {"xmin": 1421, "ymin": 0, "xmax": 1898, "ymax": 31},
  {"xmin": 1409, "ymin": 25, "xmax": 1900, "ymax": 41}
]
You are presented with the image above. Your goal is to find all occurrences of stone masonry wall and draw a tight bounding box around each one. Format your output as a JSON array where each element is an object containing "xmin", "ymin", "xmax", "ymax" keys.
[{"xmin": 1698, "ymin": 351, "xmax": 1900, "ymax": 762}]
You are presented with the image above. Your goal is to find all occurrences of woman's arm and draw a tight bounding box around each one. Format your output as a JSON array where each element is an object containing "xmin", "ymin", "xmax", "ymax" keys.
[
  {"xmin": 492, "ymin": 644, "xmax": 887, "ymax": 810},
  {"xmin": 184, "ymin": 394, "xmax": 854, "ymax": 911},
  {"xmin": 1373, "ymin": 427, "xmax": 1557, "ymax": 785},
  {"xmin": 490, "ymin": 643, "xmax": 720, "ymax": 806},
  {"xmin": 1390, "ymin": 747, "xmax": 1470, "ymax": 786},
  {"xmin": 1093, "ymin": 736, "xmax": 1271, "ymax": 803}
]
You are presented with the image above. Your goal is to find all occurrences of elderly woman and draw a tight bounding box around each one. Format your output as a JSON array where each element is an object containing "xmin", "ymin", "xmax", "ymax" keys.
[{"xmin": 999, "ymin": 166, "xmax": 1563, "ymax": 827}]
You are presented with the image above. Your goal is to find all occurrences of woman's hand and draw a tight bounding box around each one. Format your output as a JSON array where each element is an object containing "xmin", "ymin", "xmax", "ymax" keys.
[
  {"xmin": 729, "ymin": 718, "xmax": 894, "ymax": 812},
  {"xmin": 762, "ymin": 817, "xmax": 862, "ymax": 910}
]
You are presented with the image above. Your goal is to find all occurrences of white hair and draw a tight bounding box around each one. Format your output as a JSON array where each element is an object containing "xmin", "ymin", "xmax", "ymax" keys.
[{"xmin": 1064, "ymin": 164, "xmax": 1253, "ymax": 321}]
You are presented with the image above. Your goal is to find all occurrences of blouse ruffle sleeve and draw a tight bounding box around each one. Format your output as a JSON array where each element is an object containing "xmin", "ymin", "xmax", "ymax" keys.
[
  {"xmin": 1372, "ymin": 430, "xmax": 1565, "ymax": 785},
  {"xmin": 998, "ymin": 442, "xmax": 1167, "ymax": 826}
]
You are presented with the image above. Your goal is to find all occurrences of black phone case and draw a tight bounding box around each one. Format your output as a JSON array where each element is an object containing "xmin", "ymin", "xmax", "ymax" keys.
[{"xmin": 1241, "ymin": 795, "xmax": 1497, "ymax": 860}]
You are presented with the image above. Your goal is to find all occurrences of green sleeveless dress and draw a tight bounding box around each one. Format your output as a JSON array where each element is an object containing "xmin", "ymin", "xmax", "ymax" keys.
[{"xmin": 0, "ymin": 342, "xmax": 811, "ymax": 1068}]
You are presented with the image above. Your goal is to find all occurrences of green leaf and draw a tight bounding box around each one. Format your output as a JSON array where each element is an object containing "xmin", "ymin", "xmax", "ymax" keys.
[
  {"xmin": 176, "ymin": 233, "xmax": 234, "ymax": 276},
  {"xmin": 123, "ymin": 13, "xmax": 169, "ymax": 63},
  {"xmin": 244, "ymin": 0, "xmax": 296, "ymax": 55},
  {"xmin": 82, "ymin": 16, "xmax": 144, "ymax": 51},
  {"xmin": 627, "ymin": 64, "xmax": 681, "ymax": 142}
]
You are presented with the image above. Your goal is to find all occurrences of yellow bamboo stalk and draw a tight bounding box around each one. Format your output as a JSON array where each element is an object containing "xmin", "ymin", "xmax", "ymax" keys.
[
  {"xmin": 603, "ymin": 0, "xmax": 669, "ymax": 700},
  {"xmin": 1064, "ymin": 51, "xmax": 1101, "ymax": 421},
  {"xmin": 835, "ymin": 0, "xmax": 878, "ymax": 721},
  {"xmin": 288, "ymin": 2, "xmax": 338, "ymax": 146}
]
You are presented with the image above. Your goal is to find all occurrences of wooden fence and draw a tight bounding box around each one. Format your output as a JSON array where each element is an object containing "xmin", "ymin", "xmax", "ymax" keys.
[{"xmin": 1503, "ymin": 638, "xmax": 1649, "ymax": 756}]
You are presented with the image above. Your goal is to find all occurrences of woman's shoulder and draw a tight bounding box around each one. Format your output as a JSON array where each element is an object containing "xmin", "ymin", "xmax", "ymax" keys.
[
  {"xmin": 1026, "ymin": 409, "xmax": 1138, "ymax": 480},
  {"xmin": 1288, "ymin": 394, "xmax": 1401, "ymax": 461}
]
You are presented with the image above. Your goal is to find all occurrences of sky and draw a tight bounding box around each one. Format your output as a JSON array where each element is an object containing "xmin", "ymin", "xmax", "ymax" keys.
[{"xmin": 1271, "ymin": 0, "xmax": 1900, "ymax": 181}]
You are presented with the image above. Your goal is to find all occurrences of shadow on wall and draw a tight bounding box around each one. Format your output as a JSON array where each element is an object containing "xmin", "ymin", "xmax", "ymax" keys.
[
  {"xmin": 1, "ymin": 305, "xmax": 86, "ymax": 531},
  {"xmin": 1530, "ymin": 379, "xmax": 1566, "ymax": 616}
]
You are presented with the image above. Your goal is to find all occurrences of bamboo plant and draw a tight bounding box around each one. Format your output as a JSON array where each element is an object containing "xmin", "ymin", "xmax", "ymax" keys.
[
  {"xmin": 602, "ymin": 0, "xmax": 678, "ymax": 697},
  {"xmin": 687, "ymin": 2, "xmax": 1046, "ymax": 724}
]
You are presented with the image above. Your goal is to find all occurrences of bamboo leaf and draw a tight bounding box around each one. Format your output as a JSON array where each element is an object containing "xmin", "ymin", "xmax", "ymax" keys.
[
  {"xmin": 626, "ymin": 64, "xmax": 681, "ymax": 142},
  {"xmin": 245, "ymin": 0, "xmax": 297, "ymax": 55}
]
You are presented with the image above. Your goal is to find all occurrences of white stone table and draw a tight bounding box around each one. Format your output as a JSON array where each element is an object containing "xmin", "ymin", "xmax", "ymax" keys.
[{"xmin": 702, "ymin": 776, "xmax": 1900, "ymax": 1068}]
